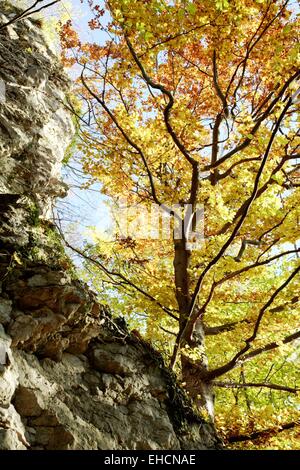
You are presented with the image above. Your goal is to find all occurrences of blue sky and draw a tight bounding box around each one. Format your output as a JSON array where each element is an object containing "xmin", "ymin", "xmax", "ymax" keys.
[
  {"xmin": 41, "ymin": 0, "xmax": 113, "ymax": 244},
  {"xmin": 44, "ymin": 0, "xmax": 108, "ymax": 43}
]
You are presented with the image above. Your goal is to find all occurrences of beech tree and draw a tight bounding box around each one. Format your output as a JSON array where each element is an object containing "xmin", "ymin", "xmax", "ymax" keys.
[{"xmin": 59, "ymin": 0, "xmax": 300, "ymax": 448}]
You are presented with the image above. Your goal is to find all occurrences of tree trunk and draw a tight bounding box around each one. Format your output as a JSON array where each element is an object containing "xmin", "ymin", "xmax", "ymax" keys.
[
  {"xmin": 173, "ymin": 237, "xmax": 191, "ymax": 328},
  {"xmin": 181, "ymin": 319, "xmax": 215, "ymax": 421},
  {"xmin": 173, "ymin": 236, "xmax": 215, "ymax": 420}
]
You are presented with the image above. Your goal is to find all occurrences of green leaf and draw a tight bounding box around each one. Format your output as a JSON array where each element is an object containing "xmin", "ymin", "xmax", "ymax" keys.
[
  {"xmin": 178, "ymin": 8, "xmax": 185, "ymax": 20},
  {"xmin": 187, "ymin": 3, "xmax": 197, "ymax": 15},
  {"xmin": 283, "ymin": 24, "xmax": 292, "ymax": 34},
  {"xmin": 137, "ymin": 21, "xmax": 145, "ymax": 32},
  {"xmin": 144, "ymin": 31, "xmax": 153, "ymax": 41},
  {"xmin": 216, "ymin": 0, "xmax": 229, "ymax": 11}
]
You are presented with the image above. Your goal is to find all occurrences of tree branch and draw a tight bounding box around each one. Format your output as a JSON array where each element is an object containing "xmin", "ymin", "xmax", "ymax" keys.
[
  {"xmin": 205, "ymin": 71, "xmax": 299, "ymax": 171},
  {"xmin": 213, "ymin": 381, "xmax": 299, "ymax": 394},
  {"xmin": 226, "ymin": 1, "xmax": 289, "ymax": 113},
  {"xmin": 124, "ymin": 35, "xmax": 199, "ymax": 207},
  {"xmin": 204, "ymin": 319, "xmax": 251, "ymax": 336},
  {"xmin": 216, "ymin": 247, "xmax": 300, "ymax": 287},
  {"xmin": 217, "ymin": 156, "xmax": 261, "ymax": 181},
  {"xmin": 139, "ymin": 21, "xmax": 213, "ymax": 58},
  {"xmin": 234, "ymin": 239, "xmax": 263, "ymax": 262},
  {"xmin": 0, "ymin": 0, "xmax": 61, "ymax": 30},
  {"xmin": 206, "ymin": 263, "xmax": 300, "ymax": 380},
  {"xmin": 210, "ymin": 112, "xmax": 222, "ymax": 185},
  {"xmin": 55, "ymin": 218, "xmax": 179, "ymax": 321},
  {"xmin": 80, "ymin": 65, "xmax": 181, "ymax": 222},
  {"xmin": 241, "ymin": 329, "xmax": 300, "ymax": 364},
  {"xmin": 212, "ymin": 50, "xmax": 228, "ymax": 115},
  {"xmin": 170, "ymin": 97, "xmax": 293, "ymax": 369},
  {"xmin": 216, "ymin": 153, "xmax": 294, "ymax": 236},
  {"xmin": 210, "ymin": 50, "xmax": 229, "ymax": 183},
  {"xmin": 228, "ymin": 420, "xmax": 300, "ymax": 444}
]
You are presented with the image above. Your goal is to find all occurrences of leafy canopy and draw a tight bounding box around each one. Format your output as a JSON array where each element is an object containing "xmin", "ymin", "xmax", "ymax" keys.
[{"xmin": 60, "ymin": 0, "xmax": 300, "ymax": 448}]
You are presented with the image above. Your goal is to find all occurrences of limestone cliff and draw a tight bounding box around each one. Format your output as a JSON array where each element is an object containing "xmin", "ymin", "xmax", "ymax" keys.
[{"xmin": 0, "ymin": 3, "xmax": 220, "ymax": 450}]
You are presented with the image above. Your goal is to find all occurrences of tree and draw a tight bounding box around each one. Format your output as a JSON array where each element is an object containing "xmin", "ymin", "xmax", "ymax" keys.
[{"xmin": 60, "ymin": 0, "xmax": 300, "ymax": 448}]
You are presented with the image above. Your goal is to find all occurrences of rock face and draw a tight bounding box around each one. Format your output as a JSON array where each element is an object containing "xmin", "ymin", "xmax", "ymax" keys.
[
  {"xmin": 0, "ymin": 2, "xmax": 72, "ymax": 211},
  {"xmin": 0, "ymin": 3, "xmax": 220, "ymax": 450}
]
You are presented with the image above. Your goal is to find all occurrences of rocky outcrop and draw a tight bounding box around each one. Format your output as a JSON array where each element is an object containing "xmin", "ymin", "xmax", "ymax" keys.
[
  {"xmin": 0, "ymin": 262, "xmax": 219, "ymax": 451},
  {"xmin": 0, "ymin": 3, "xmax": 220, "ymax": 450},
  {"xmin": 0, "ymin": 281, "xmax": 218, "ymax": 450},
  {"xmin": 0, "ymin": 2, "xmax": 72, "ymax": 211}
]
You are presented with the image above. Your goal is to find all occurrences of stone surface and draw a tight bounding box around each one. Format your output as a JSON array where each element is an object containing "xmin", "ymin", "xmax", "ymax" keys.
[
  {"xmin": 0, "ymin": 2, "xmax": 221, "ymax": 451},
  {"xmin": 0, "ymin": 298, "xmax": 12, "ymax": 325},
  {"xmin": 0, "ymin": 264, "xmax": 219, "ymax": 449},
  {"xmin": 0, "ymin": 3, "xmax": 73, "ymax": 214}
]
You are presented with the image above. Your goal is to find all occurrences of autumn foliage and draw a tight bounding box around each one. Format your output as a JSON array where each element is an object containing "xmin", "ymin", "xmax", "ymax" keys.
[{"xmin": 60, "ymin": 0, "xmax": 300, "ymax": 449}]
